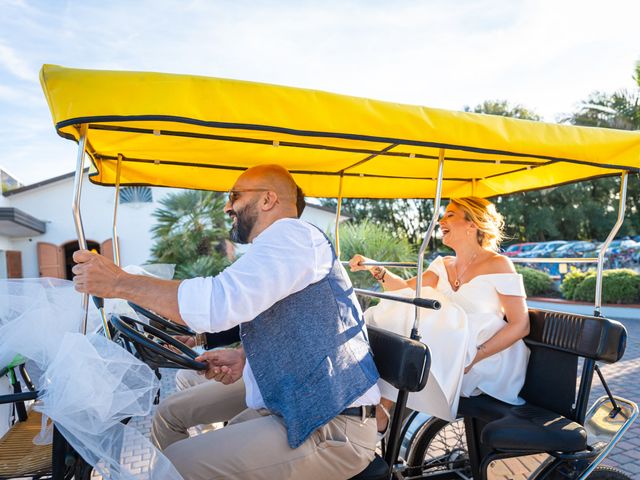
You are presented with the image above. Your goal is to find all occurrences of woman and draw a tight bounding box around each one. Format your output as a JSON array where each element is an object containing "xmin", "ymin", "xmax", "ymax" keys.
[{"xmin": 349, "ymin": 197, "xmax": 530, "ymax": 433}]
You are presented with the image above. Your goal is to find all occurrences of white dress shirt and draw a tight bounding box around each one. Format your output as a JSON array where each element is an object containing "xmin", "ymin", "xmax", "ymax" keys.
[{"xmin": 178, "ymin": 218, "xmax": 380, "ymax": 409}]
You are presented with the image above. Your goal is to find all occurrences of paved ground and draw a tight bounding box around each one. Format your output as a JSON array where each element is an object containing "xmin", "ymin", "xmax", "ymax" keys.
[{"xmin": 95, "ymin": 301, "xmax": 640, "ymax": 479}]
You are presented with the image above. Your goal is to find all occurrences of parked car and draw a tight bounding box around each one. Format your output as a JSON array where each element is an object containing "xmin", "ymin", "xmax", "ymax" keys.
[
  {"xmin": 552, "ymin": 240, "xmax": 599, "ymax": 258},
  {"xmin": 520, "ymin": 240, "xmax": 568, "ymax": 258},
  {"xmin": 503, "ymin": 242, "xmax": 537, "ymax": 257},
  {"xmin": 606, "ymin": 239, "xmax": 640, "ymax": 255}
]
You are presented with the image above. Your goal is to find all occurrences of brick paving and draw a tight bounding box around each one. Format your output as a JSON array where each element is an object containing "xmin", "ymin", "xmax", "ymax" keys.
[{"xmin": 94, "ymin": 311, "xmax": 640, "ymax": 479}]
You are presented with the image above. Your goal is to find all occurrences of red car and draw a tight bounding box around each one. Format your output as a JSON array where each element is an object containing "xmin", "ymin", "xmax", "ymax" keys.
[{"xmin": 503, "ymin": 242, "xmax": 537, "ymax": 257}]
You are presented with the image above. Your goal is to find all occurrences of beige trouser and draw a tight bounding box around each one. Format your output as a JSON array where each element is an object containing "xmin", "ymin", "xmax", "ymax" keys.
[
  {"xmin": 152, "ymin": 375, "xmax": 247, "ymax": 449},
  {"xmin": 163, "ymin": 407, "xmax": 377, "ymax": 480},
  {"xmin": 152, "ymin": 377, "xmax": 377, "ymax": 479},
  {"xmin": 175, "ymin": 369, "xmax": 214, "ymax": 391}
]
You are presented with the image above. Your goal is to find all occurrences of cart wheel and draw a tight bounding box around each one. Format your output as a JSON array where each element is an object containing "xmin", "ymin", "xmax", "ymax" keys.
[
  {"xmin": 406, "ymin": 418, "xmax": 471, "ymax": 477},
  {"xmin": 587, "ymin": 465, "xmax": 632, "ymax": 479}
]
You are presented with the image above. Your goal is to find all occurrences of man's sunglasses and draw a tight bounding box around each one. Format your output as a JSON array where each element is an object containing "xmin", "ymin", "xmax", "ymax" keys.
[{"xmin": 227, "ymin": 189, "xmax": 270, "ymax": 204}]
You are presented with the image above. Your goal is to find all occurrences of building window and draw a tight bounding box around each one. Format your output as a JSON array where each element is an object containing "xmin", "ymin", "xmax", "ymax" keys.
[{"xmin": 120, "ymin": 186, "xmax": 153, "ymax": 204}]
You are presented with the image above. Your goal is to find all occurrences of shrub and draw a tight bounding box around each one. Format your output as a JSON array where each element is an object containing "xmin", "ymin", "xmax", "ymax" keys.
[
  {"xmin": 560, "ymin": 269, "xmax": 589, "ymax": 300},
  {"xmin": 332, "ymin": 220, "xmax": 415, "ymax": 308},
  {"xmin": 515, "ymin": 266, "xmax": 554, "ymax": 296},
  {"xmin": 572, "ymin": 269, "xmax": 640, "ymax": 304}
]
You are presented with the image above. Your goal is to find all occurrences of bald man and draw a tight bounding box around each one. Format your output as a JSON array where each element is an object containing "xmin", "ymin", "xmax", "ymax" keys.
[{"xmin": 72, "ymin": 165, "xmax": 380, "ymax": 480}]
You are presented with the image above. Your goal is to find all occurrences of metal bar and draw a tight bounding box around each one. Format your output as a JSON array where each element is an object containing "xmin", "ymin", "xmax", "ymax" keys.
[
  {"xmin": 354, "ymin": 288, "xmax": 441, "ymax": 310},
  {"xmin": 594, "ymin": 364, "xmax": 620, "ymax": 413},
  {"xmin": 511, "ymin": 257, "xmax": 598, "ymax": 264},
  {"xmin": 413, "ymin": 149, "xmax": 445, "ymax": 339},
  {"xmin": 112, "ymin": 154, "xmax": 123, "ymax": 266},
  {"xmin": 385, "ymin": 389, "xmax": 410, "ymax": 475},
  {"xmin": 334, "ymin": 172, "xmax": 344, "ymax": 259},
  {"xmin": 72, "ymin": 124, "xmax": 89, "ymax": 334},
  {"xmin": 575, "ymin": 358, "xmax": 595, "ymax": 423},
  {"xmin": 342, "ymin": 261, "xmax": 418, "ymax": 268},
  {"xmin": 594, "ymin": 172, "xmax": 627, "ymax": 316},
  {"xmin": 342, "ymin": 258, "xmax": 599, "ymax": 268}
]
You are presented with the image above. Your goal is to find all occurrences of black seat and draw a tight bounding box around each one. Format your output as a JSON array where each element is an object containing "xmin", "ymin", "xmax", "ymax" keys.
[
  {"xmin": 462, "ymin": 309, "xmax": 627, "ymax": 480},
  {"xmin": 459, "ymin": 395, "xmax": 587, "ymax": 452},
  {"xmin": 349, "ymin": 325, "xmax": 430, "ymax": 480}
]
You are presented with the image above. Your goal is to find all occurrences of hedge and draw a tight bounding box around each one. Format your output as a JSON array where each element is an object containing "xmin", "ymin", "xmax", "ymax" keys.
[
  {"xmin": 560, "ymin": 268, "xmax": 640, "ymax": 304},
  {"xmin": 515, "ymin": 266, "xmax": 554, "ymax": 296}
]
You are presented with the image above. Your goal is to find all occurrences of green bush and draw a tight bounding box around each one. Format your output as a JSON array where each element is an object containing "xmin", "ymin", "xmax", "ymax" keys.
[
  {"xmin": 559, "ymin": 269, "xmax": 589, "ymax": 300},
  {"xmin": 515, "ymin": 266, "xmax": 554, "ymax": 296},
  {"xmin": 572, "ymin": 269, "xmax": 640, "ymax": 304},
  {"xmin": 332, "ymin": 220, "xmax": 415, "ymax": 308}
]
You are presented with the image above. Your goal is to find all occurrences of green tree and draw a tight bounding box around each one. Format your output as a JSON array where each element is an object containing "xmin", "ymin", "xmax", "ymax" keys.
[
  {"xmin": 321, "ymin": 197, "xmax": 435, "ymax": 247},
  {"xmin": 559, "ymin": 61, "xmax": 640, "ymax": 238},
  {"xmin": 332, "ymin": 221, "xmax": 416, "ymax": 308},
  {"xmin": 464, "ymin": 100, "xmax": 542, "ymax": 121},
  {"xmin": 149, "ymin": 190, "xmax": 230, "ymax": 279}
]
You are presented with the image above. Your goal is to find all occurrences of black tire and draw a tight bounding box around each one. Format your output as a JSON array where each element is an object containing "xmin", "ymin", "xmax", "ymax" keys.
[
  {"xmin": 587, "ymin": 465, "xmax": 632, "ymax": 479},
  {"xmin": 406, "ymin": 418, "xmax": 471, "ymax": 477}
]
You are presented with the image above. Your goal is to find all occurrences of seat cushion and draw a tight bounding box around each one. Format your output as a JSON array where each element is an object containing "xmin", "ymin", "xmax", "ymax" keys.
[
  {"xmin": 459, "ymin": 395, "xmax": 587, "ymax": 453},
  {"xmin": 348, "ymin": 455, "xmax": 389, "ymax": 480}
]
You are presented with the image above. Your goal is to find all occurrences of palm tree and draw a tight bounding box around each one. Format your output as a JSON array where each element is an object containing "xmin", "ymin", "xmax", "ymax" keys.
[
  {"xmin": 562, "ymin": 61, "xmax": 640, "ymax": 130},
  {"xmin": 150, "ymin": 190, "xmax": 230, "ymax": 279},
  {"xmin": 333, "ymin": 221, "xmax": 416, "ymax": 309}
]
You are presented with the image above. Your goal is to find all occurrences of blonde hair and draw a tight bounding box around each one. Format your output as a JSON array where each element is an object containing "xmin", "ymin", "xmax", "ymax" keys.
[{"xmin": 449, "ymin": 197, "xmax": 505, "ymax": 251}]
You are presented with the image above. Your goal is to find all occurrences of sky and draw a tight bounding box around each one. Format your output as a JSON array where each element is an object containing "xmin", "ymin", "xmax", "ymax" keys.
[{"xmin": 0, "ymin": 0, "xmax": 639, "ymax": 185}]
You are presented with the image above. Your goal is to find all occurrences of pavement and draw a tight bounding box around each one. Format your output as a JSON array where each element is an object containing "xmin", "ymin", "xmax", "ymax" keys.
[{"xmin": 93, "ymin": 299, "xmax": 640, "ymax": 479}]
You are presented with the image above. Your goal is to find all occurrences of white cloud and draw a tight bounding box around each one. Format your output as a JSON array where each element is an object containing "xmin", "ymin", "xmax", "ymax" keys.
[{"xmin": 0, "ymin": 43, "xmax": 36, "ymax": 82}]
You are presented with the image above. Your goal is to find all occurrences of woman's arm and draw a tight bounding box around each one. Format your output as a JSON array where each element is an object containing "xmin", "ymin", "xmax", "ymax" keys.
[
  {"xmin": 348, "ymin": 254, "xmax": 438, "ymax": 291},
  {"xmin": 465, "ymin": 294, "xmax": 529, "ymax": 372},
  {"xmin": 464, "ymin": 256, "xmax": 530, "ymax": 373}
]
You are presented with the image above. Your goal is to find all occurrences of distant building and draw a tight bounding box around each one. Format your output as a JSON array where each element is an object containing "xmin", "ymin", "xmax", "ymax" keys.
[
  {"xmin": 0, "ymin": 168, "xmax": 23, "ymax": 193},
  {"xmin": 0, "ymin": 170, "xmax": 347, "ymax": 279}
]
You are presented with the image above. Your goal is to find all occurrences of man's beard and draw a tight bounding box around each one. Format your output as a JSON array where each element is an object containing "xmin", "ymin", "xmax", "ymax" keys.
[{"xmin": 229, "ymin": 201, "xmax": 258, "ymax": 244}]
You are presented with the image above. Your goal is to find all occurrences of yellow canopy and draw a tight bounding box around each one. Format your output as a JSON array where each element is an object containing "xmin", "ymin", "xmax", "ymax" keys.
[{"xmin": 40, "ymin": 64, "xmax": 639, "ymax": 198}]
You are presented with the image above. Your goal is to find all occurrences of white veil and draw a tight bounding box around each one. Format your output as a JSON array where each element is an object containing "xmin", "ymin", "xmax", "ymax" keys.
[{"xmin": 0, "ymin": 278, "xmax": 182, "ymax": 479}]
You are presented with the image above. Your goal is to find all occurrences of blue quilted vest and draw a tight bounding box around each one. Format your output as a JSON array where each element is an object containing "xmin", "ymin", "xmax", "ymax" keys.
[{"xmin": 240, "ymin": 227, "xmax": 379, "ymax": 448}]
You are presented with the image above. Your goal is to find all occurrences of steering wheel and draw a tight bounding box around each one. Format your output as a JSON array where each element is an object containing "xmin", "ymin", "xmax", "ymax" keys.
[
  {"xmin": 127, "ymin": 302, "xmax": 195, "ymax": 336},
  {"xmin": 110, "ymin": 315, "xmax": 206, "ymax": 370}
]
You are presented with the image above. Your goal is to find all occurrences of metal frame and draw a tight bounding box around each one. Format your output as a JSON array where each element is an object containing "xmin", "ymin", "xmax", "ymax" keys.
[
  {"xmin": 112, "ymin": 154, "xmax": 123, "ymax": 266},
  {"xmin": 412, "ymin": 149, "xmax": 445, "ymax": 339},
  {"xmin": 594, "ymin": 172, "xmax": 628, "ymax": 316},
  {"xmin": 71, "ymin": 124, "xmax": 89, "ymax": 334},
  {"xmin": 71, "ymin": 124, "xmax": 111, "ymax": 338}
]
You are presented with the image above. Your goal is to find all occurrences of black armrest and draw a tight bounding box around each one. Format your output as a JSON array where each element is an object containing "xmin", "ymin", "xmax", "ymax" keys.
[
  {"xmin": 367, "ymin": 325, "xmax": 430, "ymax": 392},
  {"xmin": 525, "ymin": 309, "xmax": 626, "ymax": 363}
]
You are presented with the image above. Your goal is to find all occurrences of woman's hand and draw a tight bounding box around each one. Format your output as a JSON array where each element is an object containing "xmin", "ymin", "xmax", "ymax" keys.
[{"xmin": 348, "ymin": 254, "xmax": 376, "ymax": 272}]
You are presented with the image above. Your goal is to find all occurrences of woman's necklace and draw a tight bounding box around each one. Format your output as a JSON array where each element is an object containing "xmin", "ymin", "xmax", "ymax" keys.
[{"xmin": 453, "ymin": 251, "xmax": 479, "ymax": 290}]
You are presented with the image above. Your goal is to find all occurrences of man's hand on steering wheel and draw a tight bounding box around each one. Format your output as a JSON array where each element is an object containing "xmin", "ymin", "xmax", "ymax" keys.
[{"xmin": 196, "ymin": 348, "xmax": 245, "ymax": 384}]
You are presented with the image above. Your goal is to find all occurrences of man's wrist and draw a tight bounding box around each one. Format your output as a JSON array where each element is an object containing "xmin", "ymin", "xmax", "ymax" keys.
[{"xmin": 195, "ymin": 333, "xmax": 207, "ymax": 349}]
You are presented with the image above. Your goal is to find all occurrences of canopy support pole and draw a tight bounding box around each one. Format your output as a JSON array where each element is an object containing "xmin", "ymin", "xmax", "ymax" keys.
[
  {"xmin": 594, "ymin": 172, "xmax": 628, "ymax": 316},
  {"xmin": 412, "ymin": 149, "xmax": 445, "ymax": 339},
  {"xmin": 112, "ymin": 154, "xmax": 123, "ymax": 266},
  {"xmin": 71, "ymin": 124, "xmax": 89, "ymax": 334},
  {"xmin": 334, "ymin": 172, "xmax": 344, "ymax": 259}
]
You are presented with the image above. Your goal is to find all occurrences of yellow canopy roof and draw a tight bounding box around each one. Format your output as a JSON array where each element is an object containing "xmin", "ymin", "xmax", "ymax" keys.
[{"xmin": 40, "ymin": 64, "xmax": 640, "ymax": 198}]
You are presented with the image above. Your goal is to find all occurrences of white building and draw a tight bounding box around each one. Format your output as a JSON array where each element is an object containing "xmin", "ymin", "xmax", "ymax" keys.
[{"xmin": 0, "ymin": 170, "xmax": 345, "ymax": 280}]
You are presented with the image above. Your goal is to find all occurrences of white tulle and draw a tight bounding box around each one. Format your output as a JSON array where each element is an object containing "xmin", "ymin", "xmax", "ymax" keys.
[{"xmin": 0, "ymin": 277, "xmax": 182, "ymax": 479}]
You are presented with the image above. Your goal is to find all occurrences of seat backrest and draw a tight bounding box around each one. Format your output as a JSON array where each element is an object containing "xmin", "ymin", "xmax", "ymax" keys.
[
  {"xmin": 367, "ymin": 325, "xmax": 430, "ymax": 392},
  {"xmin": 520, "ymin": 309, "xmax": 627, "ymax": 420}
]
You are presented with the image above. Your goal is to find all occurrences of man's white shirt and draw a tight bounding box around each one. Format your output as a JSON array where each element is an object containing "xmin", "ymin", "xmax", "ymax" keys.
[{"xmin": 178, "ymin": 218, "xmax": 380, "ymax": 409}]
